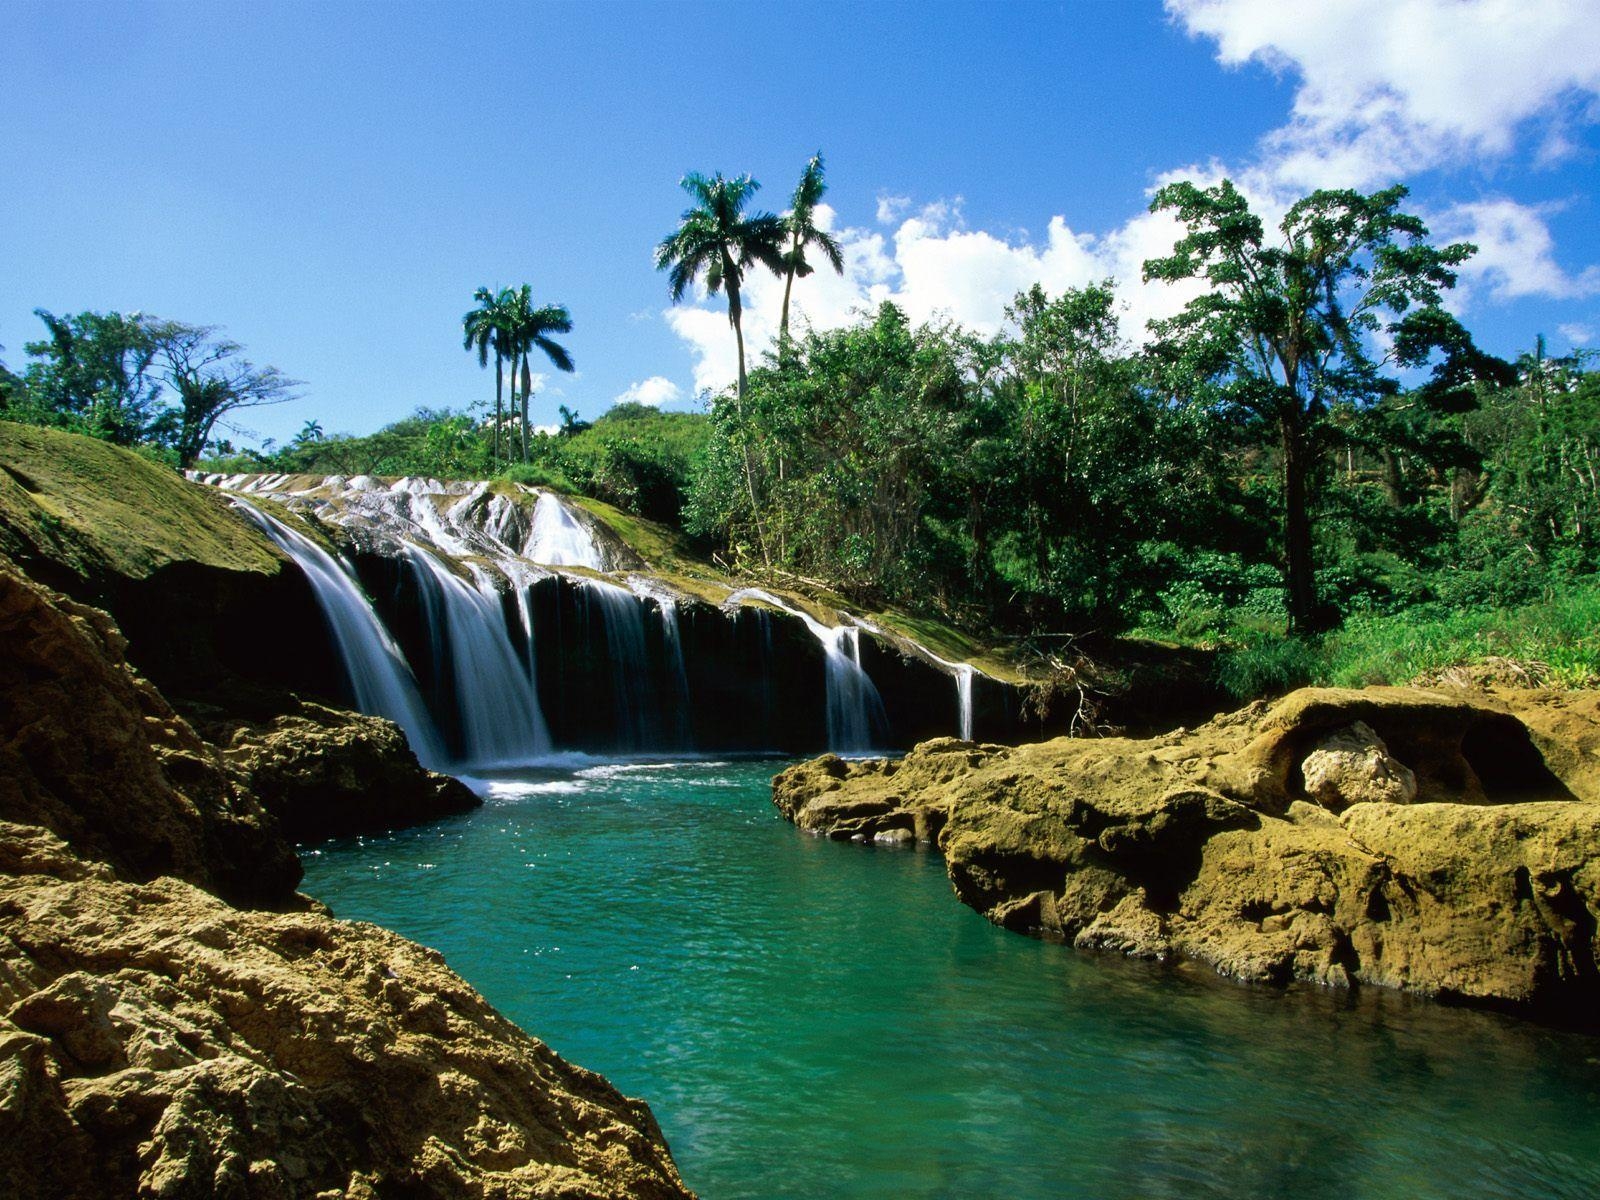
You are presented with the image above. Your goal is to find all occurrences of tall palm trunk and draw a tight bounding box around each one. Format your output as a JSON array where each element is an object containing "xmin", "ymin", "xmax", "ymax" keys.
[
  {"xmin": 493, "ymin": 351, "xmax": 504, "ymax": 465},
  {"xmin": 520, "ymin": 353, "xmax": 532, "ymax": 463},
  {"xmin": 726, "ymin": 273, "xmax": 770, "ymax": 567},
  {"xmin": 778, "ymin": 231, "xmax": 800, "ymax": 358}
]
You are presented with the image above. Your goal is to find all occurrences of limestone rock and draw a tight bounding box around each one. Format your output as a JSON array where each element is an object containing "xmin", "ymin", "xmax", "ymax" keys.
[
  {"xmin": 0, "ymin": 561, "xmax": 299, "ymax": 906},
  {"xmin": 1300, "ymin": 721, "xmax": 1417, "ymax": 810},
  {"xmin": 0, "ymin": 824, "xmax": 693, "ymax": 1200},
  {"xmin": 195, "ymin": 700, "xmax": 480, "ymax": 842},
  {"xmin": 773, "ymin": 687, "xmax": 1600, "ymax": 1019}
]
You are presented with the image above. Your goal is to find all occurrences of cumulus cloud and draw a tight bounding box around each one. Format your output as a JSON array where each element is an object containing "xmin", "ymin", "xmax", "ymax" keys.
[
  {"xmin": 1168, "ymin": 0, "xmax": 1600, "ymax": 189},
  {"xmin": 1441, "ymin": 198, "xmax": 1600, "ymax": 301},
  {"xmin": 614, "ymin": 375, "xmax": 684, "ymax": 407},
  {"xmin": 660, "ymin": 0, "xmax": 1599, "ymax": 392},
  {"xmin": 663, "ymin": 189, "xmax": 1248, "ymax": 395},
  {"xmin": 1558, "ymin": 322, "xmax": 1594, "ymax": 346},
  {"xmin": 1162, "ymin": 0, "xmax": 1600, "ymax": 313}
]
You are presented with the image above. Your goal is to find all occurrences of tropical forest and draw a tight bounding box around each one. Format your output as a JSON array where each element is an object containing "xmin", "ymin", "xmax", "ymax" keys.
[{"xmin": 4, "ymin": 4, "xmax": 1600, "ymax": 1199}]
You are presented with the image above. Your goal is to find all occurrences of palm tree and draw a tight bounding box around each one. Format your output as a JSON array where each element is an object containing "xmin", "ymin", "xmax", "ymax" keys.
[
  {"xmin": 655, "ymin": 172, "xmax": 787, "ymax": 406},
  {"xmin": 462, "ymin": 286, "xmax": 514, "ymax": 464},
  {"xmin": 778, "ymin": 152, "xmax": 845, "ymax": 357},
  {"xmin": 503, "ymin": 284, "xmax": 575, "ymax": 462}
]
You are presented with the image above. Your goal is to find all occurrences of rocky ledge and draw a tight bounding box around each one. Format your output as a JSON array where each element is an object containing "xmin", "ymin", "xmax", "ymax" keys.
[
  {"xmin": 774, "ymin": 687, "xmax": 1600, "ymax": 1022},
  {"xmin": 0, "ymin": 561, "xmax": 692, "ymax": 1197}
]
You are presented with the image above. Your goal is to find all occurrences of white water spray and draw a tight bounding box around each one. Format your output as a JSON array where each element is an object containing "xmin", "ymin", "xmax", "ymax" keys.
[
  {"xmin": 406, "ymin": 547, "xmax": 552, "ymax": 767},
  {"xmin": 235, "ymin": 501, "xmax": 448, "ymax": 769}
]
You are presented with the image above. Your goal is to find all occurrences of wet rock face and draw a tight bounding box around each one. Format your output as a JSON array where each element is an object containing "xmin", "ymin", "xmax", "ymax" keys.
[
  {"xmin": 192, "ymin": 700, "xmax": 481, "ymax": 843},
  {"xmin": 0, "ymin": 825, "xmax": 694, "ymax": 1200},
  {"xmin": 0, "ymin": 563, "xmax": 300, "ymax": 907},
  {"xmin": 773, "ymin": 688, "xmax": 1600, "ymax": 1020}
]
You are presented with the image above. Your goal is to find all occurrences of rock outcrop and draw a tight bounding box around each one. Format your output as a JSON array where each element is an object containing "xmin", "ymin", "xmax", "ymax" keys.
[
  {"xmin": 0, "ymin": 825, "xmax": 690, "ymax": 1200},
  {"xmin": 0, "ymin": 562, "xmax": 299, "ymax": 906},
  {"xmin": 0, "ymin": 560, "xmax": 692, "ymax": 1197},
  {"xmin": 773, "ymin": 687, "xmax": 1600, "ymax": 1021},
  {"xmin": 192, "ymin": 700, "xmax": 480, "ymax": 842}
]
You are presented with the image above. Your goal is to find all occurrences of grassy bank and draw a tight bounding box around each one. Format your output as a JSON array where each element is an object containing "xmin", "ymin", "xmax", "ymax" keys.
[{"xmin": 1211, "ymin": 585, "xmax": 1600, "ymax": 699}]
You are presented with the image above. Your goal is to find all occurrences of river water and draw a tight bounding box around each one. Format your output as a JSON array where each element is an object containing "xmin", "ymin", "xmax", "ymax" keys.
[{"xmin": 300, "ymin": 760, "xmax": 1600, "ymax": 1200}]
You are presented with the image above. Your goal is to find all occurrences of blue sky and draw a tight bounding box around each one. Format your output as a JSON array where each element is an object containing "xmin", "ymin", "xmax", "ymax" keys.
[{"xmin": 4, "ymin": 0, "xmax": 1597, "ymax": 448}]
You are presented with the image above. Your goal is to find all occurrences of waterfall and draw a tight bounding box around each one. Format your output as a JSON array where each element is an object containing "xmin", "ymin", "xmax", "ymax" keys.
[
  {"xmin": 527, "ymin": 493, "xmax": 606, "ymax": 570},
  {"xmin": 234, "ymin": 501, "xmax": 448, "ymax": 769},
  {"xmin": 894, "ymin": 639, "xmax": 981, "ymax": 742},
  {"xmin": 954, "ymin": 663, "xmax": 975, "ymax": 741},
  {"xmin": 655, "ymin": 595, "xmax": 694, "ymax": 748},
  {"xmin": 726, "ymin": 589, "xmax": 887, "ymax": 754},
  {"xmin": 582, "ymin": 580, "xmax": 654, "ymax": 751},
  {"xmin": 405, "ymin": 547, "xmax": 553, "ymax": 767}
]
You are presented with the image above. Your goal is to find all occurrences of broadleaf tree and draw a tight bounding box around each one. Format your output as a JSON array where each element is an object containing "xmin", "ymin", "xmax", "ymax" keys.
[{"xmin": 1143, "ymin": 179, "xmax": 1509, "ymax": 632}]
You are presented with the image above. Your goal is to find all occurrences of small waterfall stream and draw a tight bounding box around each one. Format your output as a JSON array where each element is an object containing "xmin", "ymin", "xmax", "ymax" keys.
[
  {"xmin": 405, "ymin": 547, "xmax": 553, "ymax": 767},
  {"xmin": 235, "ymin": 501, "xmax": 449, "ymax": 768},
  {"xmin": 582, "ymin": 580, "xmax": 655, "ymax": 752},
  {"xmin": 528, "ymin": 493, "xmax": 606, "ymax": 569},
  {"xmin": 655, "ymin": 594, "xmax": 694, "ymax": 749},
  {"xmin": 726, "ymin": 589, "xmax": 888, "ymax": 754},
  {"xmin": 954, "ymin": 664, "xmax": 975, "ymax": 740}
]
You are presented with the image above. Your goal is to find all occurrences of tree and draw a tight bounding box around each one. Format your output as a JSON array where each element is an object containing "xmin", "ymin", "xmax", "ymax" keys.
[
  {"xmin": 463, "ymin": 286, "xmax": 514, "ymax": 465},
  {"xmin": 777, "ymin": 152, "xmax": 845, "ymax": 356},
  {"xmin": 23, "ymin": 309, "xmax": 165, "ymax": 443},
  {"xmin": 1144, "ymin": 179, "xmax": 1506, "ymax": 633},
  {"xmin": 149, "ymin": 320, "xmax": 298, "ymax": 466},
  {"xmin": 655, "ymin": 171, "xmax": 787, "ymax": 404},
  {"xmin": 502, "ymin": 284, "xmax": 575, "ymax": 463},
  {"xmin": 19, "ymin": 310, "xmax": 294, "ymax": 463},
  {"xmin": 656, "ymin": 170, "xmax": 788, "ymax": 563}
]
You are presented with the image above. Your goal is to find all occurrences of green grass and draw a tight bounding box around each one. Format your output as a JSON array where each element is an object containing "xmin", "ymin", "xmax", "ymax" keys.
[
  {"xmin": 1213, "ymin": 585, "xmax": 1600, "ymax": 699},
  {"xmin": 0, "ymin": 420, "xmax": 282, "ymax": 584}
]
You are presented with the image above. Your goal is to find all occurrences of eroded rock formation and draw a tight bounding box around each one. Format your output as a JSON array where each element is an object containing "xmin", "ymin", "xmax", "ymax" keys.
[
  {"xmin": 0, "ymin": 560, "xmax": 692, "ymax": 1198},
  {"xmin": 773, "ymin": 687, "xmax": 1600, "ymax": 1020}
]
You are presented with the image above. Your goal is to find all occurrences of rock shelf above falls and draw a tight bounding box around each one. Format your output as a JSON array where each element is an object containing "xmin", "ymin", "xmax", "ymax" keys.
[{"xmin": 191, "ymin": 472, "xmax": 1029, "ymax": 764}]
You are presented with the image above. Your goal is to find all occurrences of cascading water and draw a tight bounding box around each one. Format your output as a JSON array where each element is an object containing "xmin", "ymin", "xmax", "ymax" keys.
[
  {"xmin": 206, "ymin": 475, "xmax": 1006, "ymax": 756},
  {"xmin": 234, "ymin": 501, "xmax": 448, "ymax": 769},
  {"xmin": 726, "ymin": 589, "xmax": 888, "ymax": 754},
  {"xmin": 954, "ymin": 663, "xmax": 975, "ymax": 741},
  {"xmin": 654, "ymin": 594, "xmax": 694, "ymax": 748},
  {"xmin": 527, "ymin": 493, "xmax": 606, "ymax": 570},
  {"xmin": 405, "ymin": 547, "xmax": 552, "ymax": 767},
  {"xmin": 582, "ymin": 580, "xmax": 655, "ymax": 751}
]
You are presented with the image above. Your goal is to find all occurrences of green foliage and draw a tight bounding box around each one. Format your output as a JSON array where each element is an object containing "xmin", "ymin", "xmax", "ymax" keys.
[
  {"xmin": 1213, "ymin": 583, "xmax": 1600, "ymax": 698},
  {"xmin": 9, "ymin": 310, "xmax": 295, "ymax": 465},
  {"xmin": 1143, "ymin": 179, "xmax": 1508, "ymax": 632}
]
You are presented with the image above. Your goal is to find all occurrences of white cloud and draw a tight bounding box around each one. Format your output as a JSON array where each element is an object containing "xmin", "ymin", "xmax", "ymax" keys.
[
  {"xmin": 1168, "ymin": 0, "xmax": 1600, "ymax": 189},
  {"xmin": 1558, "ymin": 322, "xmax": 1594, "ymax": 346},
  {"xmin": 661, "ymin": 199, "xmax": 1211, "ymax": 396},
  {"xmin": 875, "ymin": 194, "xmax": 911, "ymax": 224},
  {"xmin": 1441, "ymin": 198, "xmax": 1600, "ymax": 301},
  {"xmin": 614, "ymin": 375, "xmax": 684, "ymax": 407},
  {"xmin": 658, "ymin": 1, "xmax": 1600, "ymax": 391}
]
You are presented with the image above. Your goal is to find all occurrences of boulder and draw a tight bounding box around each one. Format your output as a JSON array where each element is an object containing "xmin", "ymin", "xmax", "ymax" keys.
[
  {"xmin": 1300, "ymin": 720, "xmax": 1417, "ymax": 810},
  {"xmin": 773, "ymin": 687, "xmax": 1600, "ymax": 1020},
  {"xmin": 193, "ymin": 700, "xmax": 480, "ymax": 843},
  {"xmin": 0, "ymin": 823, "xmax": 693, "ymax": 1200}
]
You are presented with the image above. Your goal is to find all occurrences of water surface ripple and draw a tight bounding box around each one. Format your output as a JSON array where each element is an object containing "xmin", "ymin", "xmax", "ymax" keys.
[{"xmin": 300, "ymin": 760, "xmax": 1600, "ymax": 1200}]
